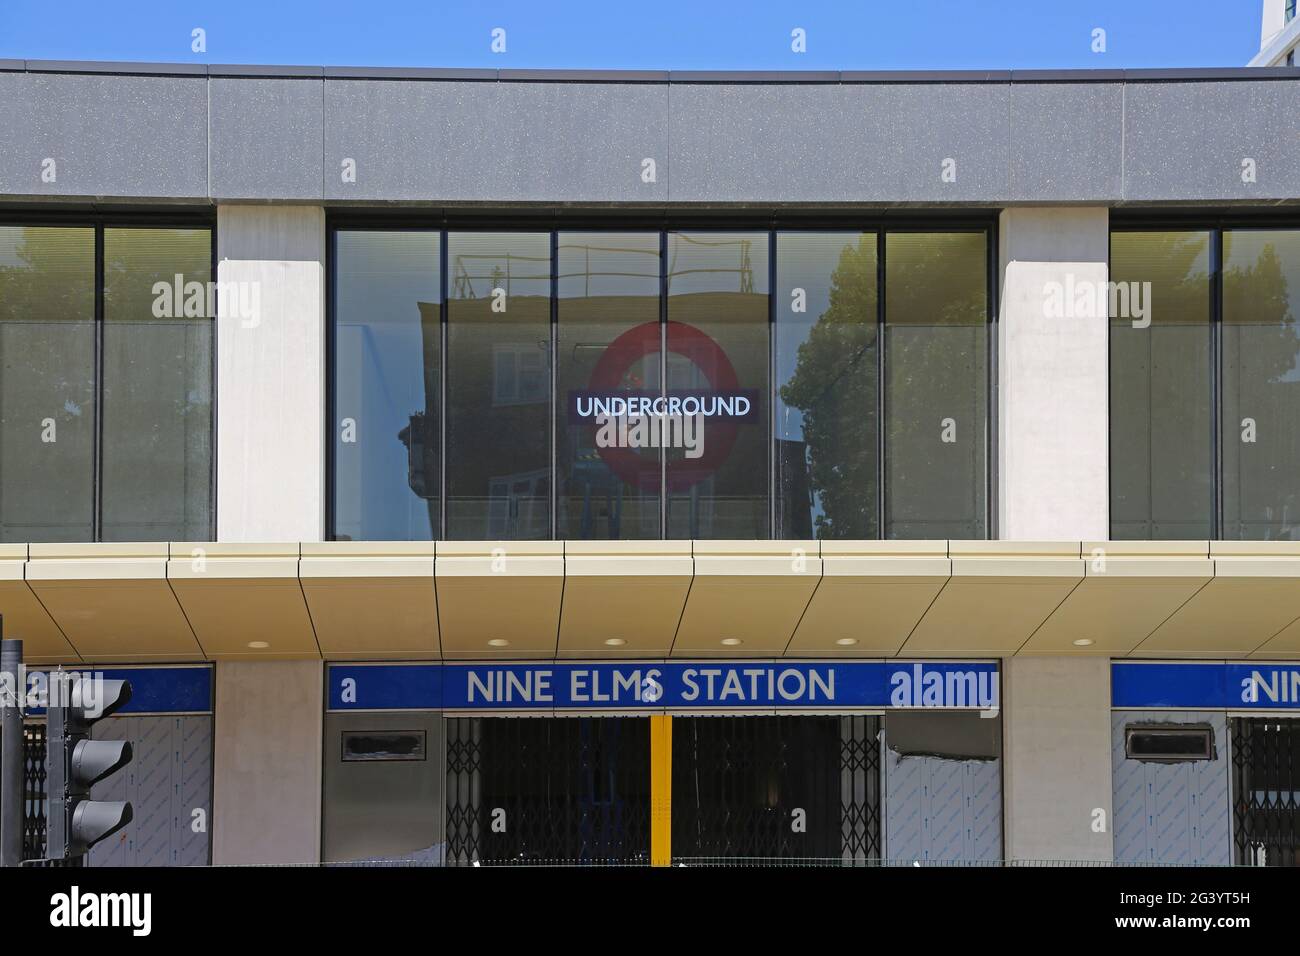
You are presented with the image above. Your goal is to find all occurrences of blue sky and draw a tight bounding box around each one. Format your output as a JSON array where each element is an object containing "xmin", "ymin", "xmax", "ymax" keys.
[{"xmin": 0, "ymin": 1, "xmax": 1266, "ymax": 69}]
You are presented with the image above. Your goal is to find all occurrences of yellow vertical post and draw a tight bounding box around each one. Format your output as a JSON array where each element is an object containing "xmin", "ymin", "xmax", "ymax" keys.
[{"xmin": 650, "ymin": 714, "xmax": 672, "ymax": 866}]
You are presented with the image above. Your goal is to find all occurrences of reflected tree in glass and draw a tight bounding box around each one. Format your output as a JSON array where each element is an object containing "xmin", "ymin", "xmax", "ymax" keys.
[
  {"xmin": 883, "ymin": 233, "xmax": 987, "ymax": 539},
  {"xmin": 1222, "ymin": 230, "xmax": 1300, "ymax": 540},
  {"xmin": 777, "ymin": 234, "xmax": 878, "ymax": 539},
  {"xmin": 1109, "ymin": 230, "xmax": 1212, "ymax": 539},
  {"xmin": 0, "ymin": 226, "xmax": 96, "ymax": 542}
]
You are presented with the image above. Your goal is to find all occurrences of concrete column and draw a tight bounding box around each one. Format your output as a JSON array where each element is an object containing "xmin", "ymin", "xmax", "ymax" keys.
[
  {"xmin": 212, "ymin": 660, "xmax": 323, "ymax": 865},
  {"xmin": 1002, "ymin": 656, "xmax": 1113, "ymax": 862},
  {"xmin": 997, "ymin": 207, "xmax": 1109, "ymax": 542},
  {"xmin": 216, "ymin": 205, "xmax": 326, "ymax": 543},
  {"xmin": 211, "ymin": 208, "xmax": 326, "ymax": 864}
]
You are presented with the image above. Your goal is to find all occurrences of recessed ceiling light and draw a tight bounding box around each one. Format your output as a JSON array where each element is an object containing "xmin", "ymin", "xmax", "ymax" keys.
[
  {"xmin": 247, "ymin": 641, "xmax": 269, "ymax": 649},
  {"xmin": 604, "ymin": 638, "xmax": 627, "ymax": 646},
  {"xmin": 720, "ymin": 638, "xmax": 743, "ymax": 646},
  {"xmin": 835, "ymin": 638, "xmax": 859, "ymax": 646},
  {"xmin": 1072, "ymin": 638, "xmax": 1095, "ymax": 647},
  {"xmin": 488, "ymin": 639, "xmax": 510, "ymax": 647}
]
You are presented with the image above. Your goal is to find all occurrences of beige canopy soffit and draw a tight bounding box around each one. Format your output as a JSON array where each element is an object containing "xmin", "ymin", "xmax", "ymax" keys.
[{"xmin": 2, "ymin": 540, "xmax": 1298, "ymax": 665}]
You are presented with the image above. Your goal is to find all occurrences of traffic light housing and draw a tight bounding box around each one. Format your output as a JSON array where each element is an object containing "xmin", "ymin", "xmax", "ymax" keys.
[{"xmin": 45, "ymin": 674, "xmax": 134, "ymax": 859}]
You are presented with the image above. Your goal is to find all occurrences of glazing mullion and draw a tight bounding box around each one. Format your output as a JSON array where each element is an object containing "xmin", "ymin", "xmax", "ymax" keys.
[
  {"xmin": 550, "ymin": 230, "xmax": 558, "ymax": 541},
  {"xmin": 440, "ymin": 227, "xmax": 449, "ymax": 541},
  {"xmin": 1210, "ymin": 226, "xmax": 1223, "ymax": 540},
  {"xmin": 876, "ymin": 227, "xmax": 886, "ymax": 540},
  {"xmin": 92, "ymin": 225, "xmax": 104, "ymax": 542},
  {"xmin": 660, "ymin": 230, "xmax": 668, "ymax": 540},
  {"xmin": 767, "ymin": 228, "xmax": 776, "ymax": 540}
]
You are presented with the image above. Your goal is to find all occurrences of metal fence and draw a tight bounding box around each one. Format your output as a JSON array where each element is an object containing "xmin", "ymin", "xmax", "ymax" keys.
[
  {"xmin": 22, "ymin": 721, "xmax": 45, "ymax": 862},
  {"xmin": 1231, "ymin": 717, "xmax": 1300, "ymax": 867}
]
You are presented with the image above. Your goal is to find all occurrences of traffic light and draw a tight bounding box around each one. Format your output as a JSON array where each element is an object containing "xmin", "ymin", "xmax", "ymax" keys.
[{"xmin": 45, "ymin": 673, "xmax": 133, "ymax": 860}]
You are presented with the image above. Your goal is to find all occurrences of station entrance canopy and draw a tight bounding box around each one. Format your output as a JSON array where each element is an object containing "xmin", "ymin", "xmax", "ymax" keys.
[{"xmin": 4, "ymin": 540, "xmax": 1300, "ymax": 663}]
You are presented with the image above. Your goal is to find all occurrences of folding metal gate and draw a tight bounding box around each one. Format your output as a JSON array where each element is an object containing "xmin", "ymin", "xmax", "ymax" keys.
[
  {"xmin": 22, "ymin": 722, "xmax": 47, "ymax": 862},
  {"xmin": 1231, "ymin": 717, "xmax": 1300, "ymax": 867},
  {"xmin": 671, "ymin": 715, "xmax": 881, "ymax": 863},
  {"xmin": 444, "ymin": 716, "xmax": 651, "ymax": 865}
]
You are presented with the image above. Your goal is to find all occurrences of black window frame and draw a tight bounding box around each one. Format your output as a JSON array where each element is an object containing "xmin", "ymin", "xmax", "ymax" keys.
[
  {"xmin": 1109, "ymin": 211, "xmax": 1300, "ymax": 541},
  {"xmin": 326, "ymin": 211, "xmax": 998, "ymax": 542},
  {"xmin": 0, "ymin": 209, "xmax": 218, "ymax": 543}
]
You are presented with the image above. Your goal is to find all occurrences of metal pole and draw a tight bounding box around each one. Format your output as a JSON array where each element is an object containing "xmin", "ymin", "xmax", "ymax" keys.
[{"xmin": 0, "ymin": 616, "xmax": 25, "ymax": 866}]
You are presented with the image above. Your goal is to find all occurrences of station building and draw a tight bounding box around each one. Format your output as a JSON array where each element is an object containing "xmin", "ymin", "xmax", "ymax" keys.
[{"xmin": 1, "ymin": 59, "xmax": 1299, "ymax": 866}]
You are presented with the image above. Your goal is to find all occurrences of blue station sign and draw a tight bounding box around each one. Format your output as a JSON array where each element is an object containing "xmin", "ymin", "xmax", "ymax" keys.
[
  {"xmin": 20, "ymin": 665, "xmax": 213, "ymax": 715},
  {"xmin": 1112, "ymin": 661, "xmax": 1300, "ymax": 710},
  {"xmin": 327, "ymin": 660, "xmax": 1000, "ymax": 713}
]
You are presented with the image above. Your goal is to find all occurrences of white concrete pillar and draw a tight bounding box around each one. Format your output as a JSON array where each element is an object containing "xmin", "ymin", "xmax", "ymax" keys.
[
  {"xmin": 997, "ymin": 207, "xmax": 1109, "ymax": 542},
  {"xmin": 212, "ymin": 207, "xmax": 325, "ymax": 864},
  {"xmin": 998, "ymin": 208, "xmax": 1112, "ymax": 861},
  {"xmin": 1002, "ymin": 656, "xmax": 1113, "ymax": 862},
  {"xmin": 216, "ymin": 205, "xmax": 326, "ymax": 543},
  {"xmin": 212, "ymin": 660, "xmax": 323, "ymax": 865}
]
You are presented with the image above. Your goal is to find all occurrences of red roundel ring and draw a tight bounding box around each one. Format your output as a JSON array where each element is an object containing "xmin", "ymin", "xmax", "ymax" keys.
[{"xmin": 585, "ymin": 320, "xmax": 743, "ymax": 491}]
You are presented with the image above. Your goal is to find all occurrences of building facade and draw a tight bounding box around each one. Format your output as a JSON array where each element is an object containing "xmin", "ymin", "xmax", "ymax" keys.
[
  {"xmin": 2, "ymin": 60, "xmax": 1300, "ymax": 866},
  {"xmin": 1251, "ymin": 0, "xmax": 1300, "ymax": 67}
]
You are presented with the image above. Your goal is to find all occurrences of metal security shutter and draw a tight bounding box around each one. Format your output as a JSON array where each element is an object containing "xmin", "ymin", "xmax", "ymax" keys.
[
  {"xmin": 1231, "ymin": 717, "xmax": 1300, "ymax": 866},
  {"xmin": 671, "ymin": 715, "xmax": 881, "ymax": 864},
  {"xmin": 883, "ymin": 712, "xmax": 1002, "ymax": 863},
  {"xmin": 86, "ymin": 715, "xmax": 212, "ymax": 867},
  {"xmin": 444, "ymin": 716, "xmax": 651, "ymax": 865},
  {"xmin": 21, "ymin": 722, "xmax": 48, "ymax": 862},
  {"xmin": 1111, "ymin": 711, "xmax": 1231, "ymax": 866}
]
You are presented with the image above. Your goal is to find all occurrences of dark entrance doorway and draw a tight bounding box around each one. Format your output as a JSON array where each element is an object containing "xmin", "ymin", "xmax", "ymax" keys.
[
  {"xmin": 444, "ymin": 716, "xmax": 651, "ymax": 865},
  {"xmin": 671, "ymin": 715, "xmax": 881, "ymax": 864},
  {"xmin": 1232, "ymin": 717, "xmax": 1300, "ymax": 866}
]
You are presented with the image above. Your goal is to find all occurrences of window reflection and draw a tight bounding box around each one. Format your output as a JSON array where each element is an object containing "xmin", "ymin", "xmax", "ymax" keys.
[
  {"xmin": 775, "ymin": 233, "xmax": 878, "ymax": 539},
  {"xmin": 0, "ymin": 226, "xmax": 96, "ymax": 542},
  {"xmin": 1110, "ymin": 230, "xmax": 1212, "ymax": 539},
  {"xmin": 557, "ymin": 233, "xmax": 661, "ymax": 539},
  {"xmin": 666, "ymin": 233, "xmax": 769, "ymax": 540},
  {"xmin": 884, "ymin": 232, "xmax": 987, "ymax": 539},
  {"xmin": 446, "ymin": 233, "xmax": 551, "ymax": 540},
  {"xmin": 330, "ymin": 227, "xmax": 992, "ymax": 543},
  {"xmin": 1222, "ymin": 229, "xmax": 1300, "ymax": 540},
  {"xmin": 102, "ymin": 227, "xmax": 213, "ymax": 541},
  {"xmin": 334, "ymin": 231, "xmax": 441, "ymax": 541}
]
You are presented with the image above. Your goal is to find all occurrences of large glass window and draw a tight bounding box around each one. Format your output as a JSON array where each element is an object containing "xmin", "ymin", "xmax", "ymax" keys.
[
  {"xmin": 666, "ymin": 233, "xmax": 770, "ymax": 540},
  {"xmin": 446, "ymin": 233, "xmax": 552, "ymax": 540},
  {"xmin": 0, "ymin": 226, "xmax": 96, "ymax": 541},
  {"xmin": 333, "ymin": 231, "xmax": 442, "ymax": 541},
  {"xmin": 102, "ymin": 228, "xmax": 213, "ymax": 541},
  {"xmin": 775, "ymin": 233, "xmax": 878, "ymax": 539},
  {"xmin": 556, "ymin": 233, "xmax": 661, "ymax": 539},
  {"xmin": 884, "ymin": 232, "xmax": 988, "ymax": 539},
  {"xmin": 1222, "ymin": 229, "xmax": 1300, "ymax": 540},
  {"xmin": 0, "ymin": 222, "xmax": 213, "ymax": 543},
  {"xmin": 1110, "ymin": 225, "xmax": 1300, "ymax": 541},
  {"xmin": 1110, "ymin": 230, "xmax": 1213, "ymax": 539},
  {"xmin": 330, "ymin": 224, "xmax": 992, "ymax": 542}
]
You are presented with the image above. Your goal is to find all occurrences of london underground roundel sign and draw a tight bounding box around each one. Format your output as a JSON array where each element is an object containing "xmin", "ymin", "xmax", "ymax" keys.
[{"xmin": 581, "ymin": 320, "xmax": 754, "ymax": 491}]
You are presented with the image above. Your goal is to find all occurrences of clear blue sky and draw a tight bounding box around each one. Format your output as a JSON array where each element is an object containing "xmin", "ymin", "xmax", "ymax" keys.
[{"xmin": 0, "ymin": 1, "xmax": 1265, "ymax": 70}]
